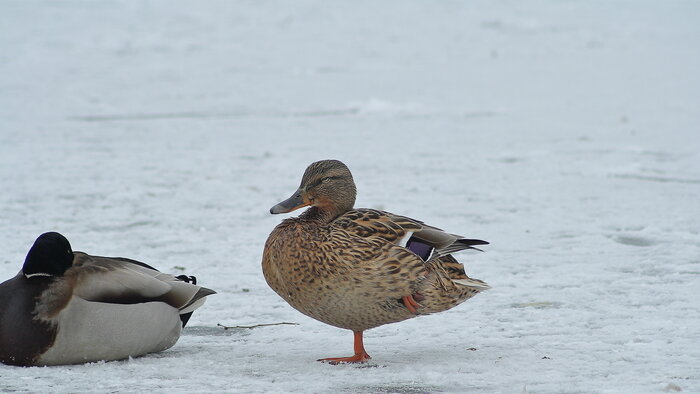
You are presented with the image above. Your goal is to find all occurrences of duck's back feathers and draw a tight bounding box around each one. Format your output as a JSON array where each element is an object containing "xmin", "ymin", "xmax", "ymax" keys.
[
  {"xmin": 332, "ymin": 209, "xmax": 422, "ymax": 244},
  {"xmin": 68, "ymin": 253, "xmax": 215, "ymax": 319},
  {"xmin": 333, "ymin": 208, "xmax": 488, "ymax": 259}
]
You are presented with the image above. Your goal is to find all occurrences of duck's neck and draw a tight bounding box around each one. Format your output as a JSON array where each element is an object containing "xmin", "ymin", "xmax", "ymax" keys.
[{"xmin": 299, "ymin": 206, "xmax": 348, "ymax": 224}]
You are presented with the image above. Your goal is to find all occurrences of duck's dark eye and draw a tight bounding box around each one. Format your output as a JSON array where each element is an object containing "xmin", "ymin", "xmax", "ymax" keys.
[{"xmin": 310, "ymin": 176, "xmax": 336, "ymax": 188}]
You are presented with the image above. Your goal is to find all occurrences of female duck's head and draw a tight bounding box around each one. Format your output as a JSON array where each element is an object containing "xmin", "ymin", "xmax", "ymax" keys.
[{"xmin": 270, "ymin": 160, "xmax": 357, "ymax": 219}]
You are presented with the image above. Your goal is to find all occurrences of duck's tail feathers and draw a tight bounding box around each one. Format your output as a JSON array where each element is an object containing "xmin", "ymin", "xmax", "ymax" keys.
[
  {"xmin": 453, "ymin": 277, "xmax": 491, "ymax": 291},
  {"xmin": 430, "ymin": 254, "xmax": 490, "ymax": 291},
  {"xmin": 180, "ymin": 287, "xmax": 216, "ymax": 314},
  {"xmin": 438, "ymin": 238, "xmax": 489, "ymax": 256},
  {"xmin": 177, "ymin": 286, "xmax": 216, "ymax": 327}
]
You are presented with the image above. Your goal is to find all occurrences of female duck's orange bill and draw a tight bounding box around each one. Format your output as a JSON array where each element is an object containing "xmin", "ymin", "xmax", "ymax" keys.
[{"xmin": 270, "ymin": 189, "xmax": 311, "ymax": 214}]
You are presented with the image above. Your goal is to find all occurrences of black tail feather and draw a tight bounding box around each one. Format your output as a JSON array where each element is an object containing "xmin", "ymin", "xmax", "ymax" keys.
[{"xmin": 439, "ymin": 238, "xmax": 489, "ymax": 255}]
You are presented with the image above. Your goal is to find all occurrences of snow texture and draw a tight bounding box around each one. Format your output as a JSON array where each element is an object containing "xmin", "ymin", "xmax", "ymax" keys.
[{"xmin": 1, "ymin": 1, "xmax": 699, "ymax": 393}]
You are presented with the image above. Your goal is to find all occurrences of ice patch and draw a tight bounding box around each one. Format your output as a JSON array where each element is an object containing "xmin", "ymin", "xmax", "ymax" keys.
[{"xmin": 613, "ymin": 235, "xmax": 656, "ymax": 247}]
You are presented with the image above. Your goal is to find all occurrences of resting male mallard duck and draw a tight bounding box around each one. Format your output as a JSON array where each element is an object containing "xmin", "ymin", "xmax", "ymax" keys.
[
  {"xmin": 0, "ymin": 232, "xmax": 215, "ymax": 366},
  {"xmin": 262, "ymin": 159, "xmax": 488, "ymax": 363}
]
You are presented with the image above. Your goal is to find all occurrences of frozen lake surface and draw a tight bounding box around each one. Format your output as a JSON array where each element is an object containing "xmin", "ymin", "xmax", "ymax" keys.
[{"xmin": 1, "ymin": 1, "xmax": 698, "ymax": 393}]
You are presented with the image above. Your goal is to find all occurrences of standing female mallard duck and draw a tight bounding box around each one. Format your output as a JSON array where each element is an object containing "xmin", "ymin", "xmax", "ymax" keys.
[
  {"xmin": 262, "ymin": 159, "xmax": 488, "ymax": 363},
  {"xmin": 0, "ymin": 232, "xmax": 215, "ymax": 366}
]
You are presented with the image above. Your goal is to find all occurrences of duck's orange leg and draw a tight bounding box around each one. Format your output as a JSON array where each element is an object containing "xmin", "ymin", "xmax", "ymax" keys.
[
  {"xmin": 317, "ymin": 331, "xmax": 371, "ymax": 364},
  {"xmin": 402, "ymin": 294, "xmax": 422, "ymax": 314}
]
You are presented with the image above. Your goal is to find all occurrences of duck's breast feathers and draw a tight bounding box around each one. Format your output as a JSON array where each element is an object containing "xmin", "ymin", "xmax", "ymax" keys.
[
  {"xmin": 65, "ymin": 253, "xmax": 215, "ymax": 310},
  {"xmin": 0, "ymin": 273, "xmax": 61, "ymax": 365}
]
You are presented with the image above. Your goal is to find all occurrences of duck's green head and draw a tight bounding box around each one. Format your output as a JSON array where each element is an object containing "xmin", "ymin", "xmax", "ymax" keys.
[
  {"xmin": 22, "ymin": 232, "xmax": 74, "ymax": 279},
  {"xmin": 270, "ymin": 159, "xmax": 357, "ymax": 217}
]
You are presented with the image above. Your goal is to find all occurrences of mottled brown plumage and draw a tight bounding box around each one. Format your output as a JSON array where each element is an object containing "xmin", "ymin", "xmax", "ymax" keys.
[{"xmin": 262, "ymin": 159, "xmax": 489, "ymax": 363}]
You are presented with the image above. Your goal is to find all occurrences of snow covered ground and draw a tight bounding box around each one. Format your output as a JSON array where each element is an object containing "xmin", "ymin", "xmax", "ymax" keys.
[{"xmin": 1, "ymin": 1, "xmax": 699, "ymax": 392}]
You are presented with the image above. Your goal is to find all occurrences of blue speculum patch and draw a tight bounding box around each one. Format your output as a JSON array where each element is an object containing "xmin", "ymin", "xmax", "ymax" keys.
[{"xmin": 406, "ymin": 238, "xmax": 432, "ymax": 261}]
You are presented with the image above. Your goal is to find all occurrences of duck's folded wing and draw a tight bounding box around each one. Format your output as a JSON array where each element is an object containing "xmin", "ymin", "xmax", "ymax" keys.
[
  {"xmin": 323, "ymin": 228, "xmax": 428, "ymax": 299},
  {"xmin": 69, "ymin": 253, "xmax": 214, "ymax": 310},
  {"xmin": 332, "ymin": 208, "xmax": 423, "ymax": 244},
  {"xmin": 408, "ymin": 226, "xmax": 489, "ymax": 256},
  {"xmin": 334, "ymin": 209, "xmax": 488, "ymax": 259}
]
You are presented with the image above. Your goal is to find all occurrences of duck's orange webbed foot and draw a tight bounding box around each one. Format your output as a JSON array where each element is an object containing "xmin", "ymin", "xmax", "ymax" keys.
[
  {"xmin": 402, "ymin": 294, "xmax": 423, "ymax": 314},
  {"xmin": 318, "ymin": 331, "xmax": 372, "ymax": 365},
  {"xmin": 317, "ymin": 352, "xmax": 371, "ymax": 365}
]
